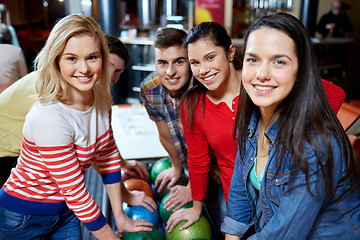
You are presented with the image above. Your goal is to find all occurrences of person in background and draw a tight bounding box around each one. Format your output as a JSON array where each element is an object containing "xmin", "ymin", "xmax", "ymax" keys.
[
  {"xmin": 105, "ymin": 34, "xmax": 130, "ymax": 86},
  {"xmin": 167, "ymin": 21, "xmax": 346, "ymax": 234},
  {"xmin": 317, "ymin": 0, "xmax": 352, "ymax": 38},
  {"xmin": 103, "ymin": 34, "xmax": 150, "ymax": 182},
  {"xmin": 0, "ymin": 3, "xmax": 20, "ymax": 47},
  {"xmin": 0, "ymin": 14, "xmax": 153, "ymax": 239},
  {"xmin": 222, "ymin": 13, "xmax": 360, "ymax": 239},
  {"xmin": 0, "ymin": 23, "xmax": 27, "ymax": 93},
  {"xmin": 140, "ymin": 27, "xmax": 193, "ymax": 211}
]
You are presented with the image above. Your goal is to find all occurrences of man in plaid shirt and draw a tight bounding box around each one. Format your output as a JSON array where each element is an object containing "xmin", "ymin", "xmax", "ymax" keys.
[{"xmin": 140, "ymin": 28, "xmax": 192, "ymax": 210}]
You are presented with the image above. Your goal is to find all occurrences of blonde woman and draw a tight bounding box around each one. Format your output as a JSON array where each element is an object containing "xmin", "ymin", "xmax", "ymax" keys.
[{"xmin": 0, "ymin": 14, "xmax": 152, "ymax": 239}]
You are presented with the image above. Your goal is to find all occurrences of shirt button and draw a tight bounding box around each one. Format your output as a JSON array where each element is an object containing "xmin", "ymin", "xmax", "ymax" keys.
[
  {"xmin": 232, "ymin": 117, "xmax": 235, "ymax": 120},
  {"xmin": 233, "ymin": 101, "xmax": 236, "ymax": 104},
  {"xmin": 265, "ymin": 212, "xmax": 269, "ymax": 216}
]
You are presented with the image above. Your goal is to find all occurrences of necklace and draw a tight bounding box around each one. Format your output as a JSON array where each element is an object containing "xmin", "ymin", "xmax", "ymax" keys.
[{"xmin": 256, "ymin": 119, "xmax": 269, "ymax": 158}]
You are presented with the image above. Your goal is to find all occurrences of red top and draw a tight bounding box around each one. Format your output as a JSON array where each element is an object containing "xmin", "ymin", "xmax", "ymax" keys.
[
  {"xmin": 182, "ymin": 95, "xmax": 238, "ymax": 202},
  {"xmin": 322, "ymin": 79, "xmax": 345, "ymax": 114},
  {"xmin": 182, "ymin": 80, "xmax": 344, "ymax": 202}
]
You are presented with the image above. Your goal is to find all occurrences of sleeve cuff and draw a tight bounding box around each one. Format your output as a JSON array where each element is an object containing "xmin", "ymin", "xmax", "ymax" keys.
[
  {"xmin": 221, "ymin": 216, "xmax": 253, "ymax": 237},
  {"xmin": 83, "ymin": 213, "xmax": 107, "ymax": 231},
  {"xmin": 101, "ymin": 171, "xmax": 121, "ymax": 184}
]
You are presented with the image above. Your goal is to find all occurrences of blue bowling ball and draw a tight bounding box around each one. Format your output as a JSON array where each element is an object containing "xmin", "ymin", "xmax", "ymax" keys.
[{"xmin": 122, "ymin": 202, "xmax": 159, "ymax": 227}]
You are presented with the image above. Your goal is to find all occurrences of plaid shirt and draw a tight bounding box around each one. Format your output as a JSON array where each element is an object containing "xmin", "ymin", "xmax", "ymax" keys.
[
  {"xmin": 140, "ymin": 72, "xmax": 222, "ymax": 184},
  {"xmin": 140, "ymin": 72, "xmax": 189, "ymax": 166}
]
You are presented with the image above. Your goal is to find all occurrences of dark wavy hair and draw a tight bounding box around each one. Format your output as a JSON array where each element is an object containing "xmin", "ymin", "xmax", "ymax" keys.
[
  {"xmin": 235, "ymin": 13, "xmax": 359, "ymax": 197},
  {"xmin": 105, "ymin": 34, "xmax": 130, "ymax": 68},
  {"xmin": 181, "ymin": 21, "xmax": 242, "ymax": 127}
]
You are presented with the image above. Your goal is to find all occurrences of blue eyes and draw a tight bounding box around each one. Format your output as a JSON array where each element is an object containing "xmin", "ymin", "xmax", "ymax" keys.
[{"xmin": 65, "ymin": 56, "xmax": 99, "ymax": 62}]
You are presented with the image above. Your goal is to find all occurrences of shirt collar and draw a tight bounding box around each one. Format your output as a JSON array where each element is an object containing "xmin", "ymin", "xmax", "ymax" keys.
[{"xmin": 248, "ymin": 109, "xmax": 280, "ymax": 144}]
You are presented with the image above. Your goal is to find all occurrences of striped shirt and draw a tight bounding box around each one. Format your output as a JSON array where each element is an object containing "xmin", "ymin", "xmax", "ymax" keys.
[
  {"xmin": 0, "ymin": 88, "xmax": 121, "ymax": 231},
  {"xmin": 140, "ymin": 72, "xmax": 190, "ymax": 166}
]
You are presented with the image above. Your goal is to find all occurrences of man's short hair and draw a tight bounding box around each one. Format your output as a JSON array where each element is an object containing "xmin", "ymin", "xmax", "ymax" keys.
[{"xmin": 154, "ymin": 28, "xmax": 187, "ymax": 49}]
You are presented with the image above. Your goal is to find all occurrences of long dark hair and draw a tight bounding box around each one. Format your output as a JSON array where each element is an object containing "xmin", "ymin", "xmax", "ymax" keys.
[
  {"xmin": 235, "ymin": 13, "xmax": 359, "ymax": 197},
  {"xmin": 181, "ymin": 21, "xmax": 241, "ymax": 127}
]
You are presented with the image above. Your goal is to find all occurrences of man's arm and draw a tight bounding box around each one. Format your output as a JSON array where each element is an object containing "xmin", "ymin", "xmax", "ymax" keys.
[{"xmin": 155, "ymin": 121, "xmax": 182, "ymax": 191}]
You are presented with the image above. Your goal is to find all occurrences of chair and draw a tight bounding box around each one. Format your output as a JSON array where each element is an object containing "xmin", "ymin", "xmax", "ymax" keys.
[{"xmin": 337, "ymin": 102, "xmax": 360, "ymax": 156}]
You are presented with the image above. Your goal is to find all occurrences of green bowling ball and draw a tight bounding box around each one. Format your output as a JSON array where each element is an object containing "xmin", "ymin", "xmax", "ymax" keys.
[
  {"xmin": 121, "ymin": 226, "xmax": 163, "ymax": 240},
  {"xmin": 159, "ymin": 192, "xmax": 193, "ymax": 223},
  {"xmin": 165, "ymin": 215, "xmax": 212, "ymax": 240},
  {"xmin": 150, "ymin": 157, "xmax": 172, "ymax": 183}
]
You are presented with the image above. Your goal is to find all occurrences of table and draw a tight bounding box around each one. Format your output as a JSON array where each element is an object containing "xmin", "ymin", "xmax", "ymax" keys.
[{"xmin": 111, "ymin": 104, "xmax": 168, "ymax": 160}]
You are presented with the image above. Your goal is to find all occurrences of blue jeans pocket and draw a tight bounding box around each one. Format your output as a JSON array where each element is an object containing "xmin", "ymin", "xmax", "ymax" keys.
[{"xmin": 0, "ymin": 206, "xmax": 31, "ymax": 232}]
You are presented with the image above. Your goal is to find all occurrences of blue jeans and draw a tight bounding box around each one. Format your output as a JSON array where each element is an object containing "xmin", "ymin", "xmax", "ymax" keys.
[{"xmin": 0, "ymin": 206, "xmax": 81, "ymax": 240}]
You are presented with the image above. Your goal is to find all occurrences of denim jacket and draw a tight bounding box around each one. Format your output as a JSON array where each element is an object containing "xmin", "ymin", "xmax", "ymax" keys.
[{"xmin": 221, "ymin": 111, "xmax": 360, "ymax": 239}]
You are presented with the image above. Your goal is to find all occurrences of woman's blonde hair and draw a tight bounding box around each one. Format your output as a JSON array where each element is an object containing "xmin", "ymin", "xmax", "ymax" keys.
[{"xmin": 34, "ymin": 14, "xmax": 112, "ymax": 104}]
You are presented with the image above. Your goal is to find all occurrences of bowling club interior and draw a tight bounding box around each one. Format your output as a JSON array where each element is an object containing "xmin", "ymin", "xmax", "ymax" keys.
[{"xmin": 5, "ymin": 0, "xmax": 360, "ymax": 239}]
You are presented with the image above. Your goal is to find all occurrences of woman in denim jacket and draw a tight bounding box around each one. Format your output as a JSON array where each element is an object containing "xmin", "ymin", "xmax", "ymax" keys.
[{"xmin": 221, "ymin": 13, "xmax": 360, "ymax": 239}]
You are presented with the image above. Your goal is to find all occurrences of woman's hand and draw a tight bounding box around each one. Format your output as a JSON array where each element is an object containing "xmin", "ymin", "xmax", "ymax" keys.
[
  {"xmin": 225, "ymin": 233, "xmax": 241, "ymax": 240},
  {"xmin": 115, "ymin": 212, "xmax": 153, "ymax": 234},
  {"xmin": 123, "ymin": 189, "xmax": 157, "ymax": 212},
  {"xmin": 91, "ymin": 223, "xmax": 120, "ymax": 240},
  {"xmin": 164, "ymin": 184, "xmax": 192, "ymax": 211},
  {"xmin": 166, "ymin": 207, "xmax": 200, "ymax": 232}
]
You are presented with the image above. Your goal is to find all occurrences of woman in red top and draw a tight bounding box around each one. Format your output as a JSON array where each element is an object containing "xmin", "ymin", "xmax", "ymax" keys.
[
  {"xmin": 167, "ymin": 22, "xmax": 242, "ymax": 232},
  {"xmin": 166, "ymin": 22, "xmax": 345, "ymax": 233}
]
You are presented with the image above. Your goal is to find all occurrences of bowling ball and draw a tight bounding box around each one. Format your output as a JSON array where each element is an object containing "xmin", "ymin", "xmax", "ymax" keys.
[
  {"xmin": 123, "ymin": 178, "xmax": 154, "ymax": 198},
  {"xmin": 159, "ymin": 192, "xmax": 193, "ymax": 223},
  {"xmin": 165, "ymin": 215, "xmax": 212, "ymax": 240},
  {"xmin": 121, "ymin": 226, "xmax": 163, "ymax": 240},
  {"xmin": 150, "ymin": 157, "xmax": 172, "ymax": 183},
  {"xmin": 154, "ymin": 173, "xmax": 188, "ymax": 201},
  {"xmin": 121, "ymin": 168, "xmax": 150, "ymax": 184},
  {"xmin": 123, "ymin": 202, "xmax": 160, "ymax": 227}
]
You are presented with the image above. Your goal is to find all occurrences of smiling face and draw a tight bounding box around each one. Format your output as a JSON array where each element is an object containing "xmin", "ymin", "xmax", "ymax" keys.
[
  {"xmin": 109, "ymin": 53, "xmax": 125, "ymax": 85},
  {"xmin": 58, "ymin": 34, "xmax": 102, "ymax": 98},
  {"xmin": 187, "ymin": 39, "xmax": 234, "ymax": 93},
  {"xmin": 154, "ymin": 45, "xmax": 191, "ymax": 97},
  {"xmin": 242, "ymin": 27, "xmax": 298, "ymax": 115}
]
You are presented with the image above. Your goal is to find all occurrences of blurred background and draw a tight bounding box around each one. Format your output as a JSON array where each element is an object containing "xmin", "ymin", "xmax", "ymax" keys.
[{"xmin": 2, "ymin": 0, "xmax": 359, "ymax": 104}]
